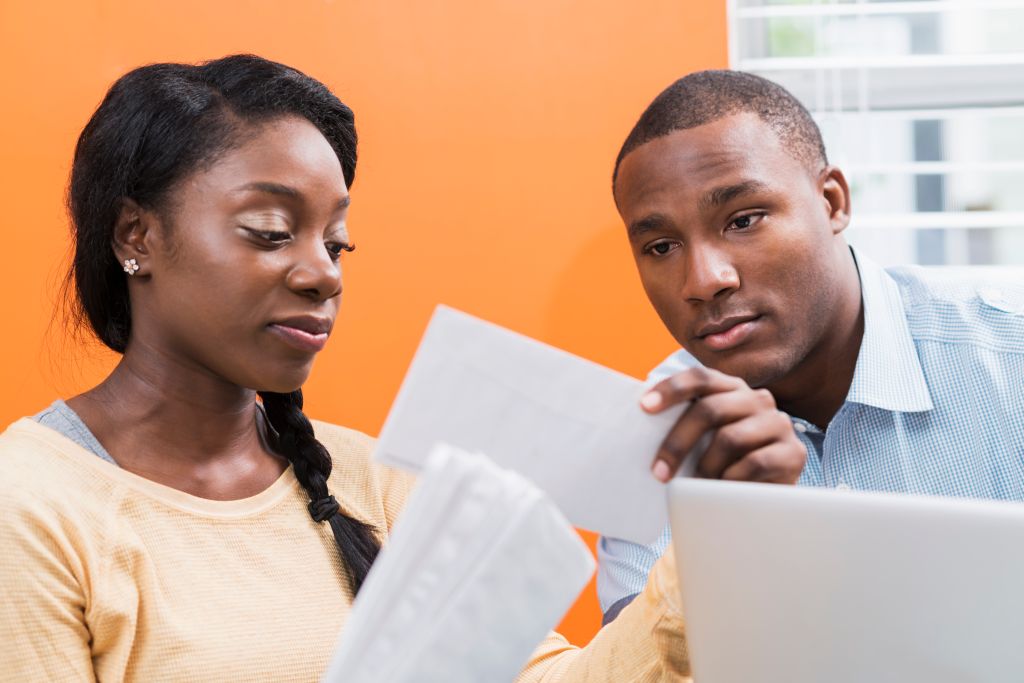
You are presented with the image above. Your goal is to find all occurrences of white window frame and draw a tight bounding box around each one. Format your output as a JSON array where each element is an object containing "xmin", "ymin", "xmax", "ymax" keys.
[{"xmin": 727, "ymin": 0, "xmax": 1024, "ymax": 264}]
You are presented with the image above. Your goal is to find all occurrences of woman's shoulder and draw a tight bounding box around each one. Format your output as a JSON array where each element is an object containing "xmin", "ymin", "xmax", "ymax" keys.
[
  {"xmin": 310, "ymin": 419, "xmax": 416, "ymax": 532},
  {"xmin": 0, "ymin": 417, "xmax": 94, "ymax": 488},
  {"xmin": 0, "ymin": 417, "xmax": 115, "ymax": 532},
  {"xmin": 309, "ymin": 419, "xmax": 377, "ymax": 459}
]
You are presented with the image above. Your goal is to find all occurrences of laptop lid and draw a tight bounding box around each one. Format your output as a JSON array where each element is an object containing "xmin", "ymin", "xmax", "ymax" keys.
[{"xmin": 668, "ymin": 478, "xmax": 1024, "ymax": 683}]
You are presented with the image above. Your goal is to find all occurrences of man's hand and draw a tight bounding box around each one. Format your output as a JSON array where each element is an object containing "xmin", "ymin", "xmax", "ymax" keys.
[{"xmin": 640, "ymin": 366, "xmax": 806, "ymax": 484}]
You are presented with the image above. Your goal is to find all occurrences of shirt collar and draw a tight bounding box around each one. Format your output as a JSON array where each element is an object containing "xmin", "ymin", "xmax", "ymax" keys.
[{"xmin": 846, "ymin": 246, "xmax": 934, "ymax": 413}]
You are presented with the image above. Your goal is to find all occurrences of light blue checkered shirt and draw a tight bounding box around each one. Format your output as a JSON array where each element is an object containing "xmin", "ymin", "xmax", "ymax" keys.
[{"xmin": 597, "ymin": 248, "xmax": 1024, "ymax": 618}]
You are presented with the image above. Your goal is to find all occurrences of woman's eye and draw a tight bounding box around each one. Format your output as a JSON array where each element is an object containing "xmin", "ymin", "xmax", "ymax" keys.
[
  {"xmin": 729, "ymin": 213, "xmax": 764, "ymax": 231},
  {"xmin": 245, "ymin": 228, "xmax": 291, "ymax": 243},
  {"xmin": 326, "ymin": 242, "xmax": 356, "ymax": 259}
]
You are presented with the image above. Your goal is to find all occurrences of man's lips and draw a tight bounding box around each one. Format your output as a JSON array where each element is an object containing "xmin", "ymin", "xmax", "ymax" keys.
[
  {"xmin": 267, "ymin": 315, "xmax": 333, "ymax": 353},
  {"xmin": 694, "ymin": 314, "xmax": 763, "ymax": 352}
]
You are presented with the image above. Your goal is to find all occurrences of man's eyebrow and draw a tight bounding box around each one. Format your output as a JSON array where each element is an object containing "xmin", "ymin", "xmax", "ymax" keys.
[
  {"xmin": 234, "ymin": 182, "xmax": 351, "ymax": 210},
  {"xmin": 627, "ymin": 214, "xmax": 668, "ymax": 240},
  {"xmin": 700, "ymin": 180, "xmax": 769, "ymax": 211}
]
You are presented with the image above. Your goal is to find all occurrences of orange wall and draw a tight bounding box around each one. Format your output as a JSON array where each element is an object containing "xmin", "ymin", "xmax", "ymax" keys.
[{"xmin": 0, "ymin": 0, "xmax": 726, "ymax": 645}]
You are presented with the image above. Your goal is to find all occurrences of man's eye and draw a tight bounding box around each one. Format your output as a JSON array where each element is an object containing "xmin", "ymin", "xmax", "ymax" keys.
[
  {"xmin": 644, "ymin": 241, "xmax": 677, "ymax": 257},
  {"xmin": 729, "ymin": 213, "xmax": 763, "ymax": 231}
]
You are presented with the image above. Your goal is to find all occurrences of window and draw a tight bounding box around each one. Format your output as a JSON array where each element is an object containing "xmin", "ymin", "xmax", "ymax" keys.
[{"xmin": 729, "ymin": 0, "xmax": 1024, "ymax": 265}]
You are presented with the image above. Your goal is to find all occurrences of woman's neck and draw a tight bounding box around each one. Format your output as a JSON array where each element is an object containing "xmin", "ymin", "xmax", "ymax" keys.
[{"xmin": 67, "ymin": 344, "xmax": 288, "ymax": 500}]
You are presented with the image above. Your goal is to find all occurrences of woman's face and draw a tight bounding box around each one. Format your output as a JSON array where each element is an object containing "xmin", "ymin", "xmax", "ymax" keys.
[{"xmin": 126, "ymin": 115, "xmax": 351, "ymax": 393}]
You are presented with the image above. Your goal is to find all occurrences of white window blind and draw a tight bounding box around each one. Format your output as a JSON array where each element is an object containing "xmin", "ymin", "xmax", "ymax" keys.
[{"xmin": 728, "ymin": 0, "xmax": 1024, "ymax": 265}]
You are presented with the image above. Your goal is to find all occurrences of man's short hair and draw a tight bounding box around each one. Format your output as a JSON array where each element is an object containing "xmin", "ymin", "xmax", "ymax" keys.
[{"xmin": 612, "ymin": 70, "xmax": 828, "ymax": 185}]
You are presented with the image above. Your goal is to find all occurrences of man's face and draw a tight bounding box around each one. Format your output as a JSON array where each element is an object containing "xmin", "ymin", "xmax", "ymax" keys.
[{"xmin": 614, "ymin": 112, "xmax": 852, "ymax": 389}]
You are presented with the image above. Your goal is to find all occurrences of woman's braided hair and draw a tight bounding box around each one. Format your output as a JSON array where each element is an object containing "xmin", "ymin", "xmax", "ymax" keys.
[
  {"xmin": 258, "ymin": 390, "xmax": 379, "ymax": 592},
  {"xmin": 66, "ymin": 54, "xmax": 380, "ymax": 594}
]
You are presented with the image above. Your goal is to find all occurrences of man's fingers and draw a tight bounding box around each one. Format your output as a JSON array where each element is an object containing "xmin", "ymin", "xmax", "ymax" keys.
[
  {"xmin": 640, "ymin": 366, "xmax": 747, "ymax": 413},
  {"xmin": 650, "ymin": 388, "xmax": 774, "ymax": 482},
  {"xmin": 720, "ymin": 439, "xmax": 808, "ymax": 484},
  {"xmin": 695, "ymin": 409, "xmax": 794, "ymax": 479}
]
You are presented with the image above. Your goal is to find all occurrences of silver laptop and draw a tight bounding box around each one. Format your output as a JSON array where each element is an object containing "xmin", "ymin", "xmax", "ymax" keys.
[{"xmin": 668, "ymin": 478, "xmax": 1024, "ymax": 683}]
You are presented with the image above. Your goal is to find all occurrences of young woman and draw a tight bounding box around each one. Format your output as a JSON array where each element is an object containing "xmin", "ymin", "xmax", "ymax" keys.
[{"xmin": 0, "ymin": 55, "xmax": 690, "ymax": 681}]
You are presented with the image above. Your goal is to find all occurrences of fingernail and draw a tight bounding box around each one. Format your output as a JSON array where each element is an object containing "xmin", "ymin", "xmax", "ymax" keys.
[
  {"xmin": 652, "ymin": 460, "xmax": 672, "ymax": 483},
  {"xmin": 640, "ymin": 392, "xmax": 662, "ymax": 411}
]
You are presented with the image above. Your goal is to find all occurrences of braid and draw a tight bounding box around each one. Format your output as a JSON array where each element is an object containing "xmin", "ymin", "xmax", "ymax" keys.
[{"xmin": 258, "ymin": 389, "xmax": 381, "ymax": 595}]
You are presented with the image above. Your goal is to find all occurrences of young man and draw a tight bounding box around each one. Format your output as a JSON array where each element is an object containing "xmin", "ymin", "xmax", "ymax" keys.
[{"xmin": 600, "ymin": 70, "xmax": 1024, "ymax": 623}]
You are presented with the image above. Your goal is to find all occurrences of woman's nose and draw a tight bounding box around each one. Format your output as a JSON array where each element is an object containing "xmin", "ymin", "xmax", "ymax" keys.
[{"xmin": 285, "ymin": 238, "xmax": 342, "ymax": 301}]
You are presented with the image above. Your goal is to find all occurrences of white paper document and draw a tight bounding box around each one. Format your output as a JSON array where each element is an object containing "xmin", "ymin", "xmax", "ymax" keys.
[
  {"xmin": 375, "ymin": 305, "xmax": 692, "ymax": 545},
  {"xmin": 322, "ymin": 444, "xmax": 595, "ymax": 683}
]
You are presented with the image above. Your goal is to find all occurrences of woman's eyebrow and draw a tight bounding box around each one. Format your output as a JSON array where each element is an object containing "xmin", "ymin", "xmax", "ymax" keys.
[
  {"xmin": 233, "ymin": 182, "xmax": 350, "ymax": 210},
  {"xmin": 234, "ymin": 181, "xmax": 301, "ymax": 199}
]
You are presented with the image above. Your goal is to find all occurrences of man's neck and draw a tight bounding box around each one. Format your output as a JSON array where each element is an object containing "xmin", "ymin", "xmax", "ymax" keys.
[{"xmin": 770, "ymin": 251, "xmax": 865, "ymax": 430}]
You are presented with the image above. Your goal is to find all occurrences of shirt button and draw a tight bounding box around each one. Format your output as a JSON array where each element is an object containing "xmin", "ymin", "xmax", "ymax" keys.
[
  {"xmin": 793, "ymin": 422, "xmax": 808, "ymax": 433},
  {"xmin": 836, "ymin": 482, "xmax": 851, "ymax": 490},
  {"xmin": 979, "ymin": 288, "xmax": 1021, "ymax": 314}
]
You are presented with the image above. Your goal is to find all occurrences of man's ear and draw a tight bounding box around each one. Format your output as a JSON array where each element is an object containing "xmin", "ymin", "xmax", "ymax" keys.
[
  {"xmin": 820, "ymin": 166, "xmax": 852, "ymax": 236},
  {"xmin": 112, "ymin": 198, "xmax": 155, "ymax": 276}
]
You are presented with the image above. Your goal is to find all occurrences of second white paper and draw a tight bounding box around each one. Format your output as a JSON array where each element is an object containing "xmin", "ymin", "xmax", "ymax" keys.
[{"xmin": 374, "ymin": 305, "xmax": 692, "ymax": 545}]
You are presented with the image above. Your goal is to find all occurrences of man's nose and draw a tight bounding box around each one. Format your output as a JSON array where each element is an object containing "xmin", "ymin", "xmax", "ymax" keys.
[{"xmin": 682, "ymin": 244, "xmax": 740, "ymax": 303}]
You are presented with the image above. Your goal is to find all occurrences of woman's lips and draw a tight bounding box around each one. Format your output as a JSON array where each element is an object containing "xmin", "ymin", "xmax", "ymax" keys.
[
  {"xmin": 698, "ymin": 316, "xmax": 762, "ymax": 352},
  {"xmin": 268, "ymin": 323, "xmax": 329, "ymax": 353}
]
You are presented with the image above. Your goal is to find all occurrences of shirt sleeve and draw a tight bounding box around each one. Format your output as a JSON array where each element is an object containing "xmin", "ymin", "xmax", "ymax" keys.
[
  {"xmin": 515, "ymin": 542, "xmax": 692, "ymax": 682},
  {"xmin": 588, "ymin": 347, "xmax": 696, "ymax": 617},
  {"xmin": 0, "ymin": 493, "xmax": 96, "ymax": 682},
  {"xmin": 596, "ymin": 525, "xmax": 671, "ymax": 617},
  {"xmin": 646, "ymin": 348, "xmax": 702, "ymax": 385}
]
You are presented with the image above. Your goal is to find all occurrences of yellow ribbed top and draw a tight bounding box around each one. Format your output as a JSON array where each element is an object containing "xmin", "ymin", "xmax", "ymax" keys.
[{"xmin": 0, "ymin": 417, "xmax": 690, "ymax": 682}]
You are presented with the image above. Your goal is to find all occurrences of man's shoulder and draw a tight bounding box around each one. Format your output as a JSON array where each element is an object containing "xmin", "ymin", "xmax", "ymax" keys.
[{"xmin": 886, "ymin": 264, "xmax": 1024, "ymax": 354}]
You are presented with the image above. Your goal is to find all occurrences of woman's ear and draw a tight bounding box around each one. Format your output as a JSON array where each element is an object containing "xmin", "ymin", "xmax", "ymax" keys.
[
  {"xmin": 820, "ymin": 166, "xmax": 852, "ymax": 236},
  {"xmin": 112, "ymin": 198, "xmax": 153, "ymax": 276}
]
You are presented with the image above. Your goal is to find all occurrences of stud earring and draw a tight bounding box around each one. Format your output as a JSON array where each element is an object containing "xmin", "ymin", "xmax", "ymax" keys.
[{"xmin": 123, "ymin": 258, "xmax": 139, "ymax": 275}]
